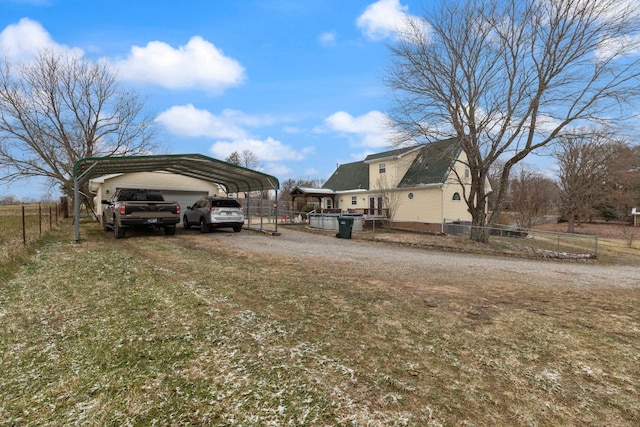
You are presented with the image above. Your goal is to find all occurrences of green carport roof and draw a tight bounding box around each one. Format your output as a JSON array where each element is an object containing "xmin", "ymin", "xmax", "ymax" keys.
[
  {"xmin": 73, "ymin": 153, "xmax": 280, "ymax": 194},
  {"xmin": 73, "ymin": 153, "xmax": 280, "ymax": 241}
]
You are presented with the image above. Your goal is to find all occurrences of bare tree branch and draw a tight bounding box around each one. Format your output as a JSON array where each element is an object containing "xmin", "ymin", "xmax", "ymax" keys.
[
  {"xmin": 0, "ymin": 49, "xmax": 157, "ymax": 197},
  {"xmin": 386, "ymin": 0, "xmax": 640, "ymax": 242}
]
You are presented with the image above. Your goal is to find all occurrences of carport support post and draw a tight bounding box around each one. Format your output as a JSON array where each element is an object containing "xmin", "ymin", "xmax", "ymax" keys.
[
  {"xmin": 246, "ymin": 192, "xmax": 251, "ymax": 228},
  {"xmin": 274, "ymin": 190, "xmax": 279, "ymax": 233},
  {"xmin": 73, "ymin": 176, "xmax": 80, "ymax": 242}
]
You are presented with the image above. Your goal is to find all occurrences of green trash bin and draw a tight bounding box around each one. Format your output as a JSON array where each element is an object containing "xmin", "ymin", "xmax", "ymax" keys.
[{"xmin": 337, "ymin": 216, "xmax": 354, "ymax": 239}]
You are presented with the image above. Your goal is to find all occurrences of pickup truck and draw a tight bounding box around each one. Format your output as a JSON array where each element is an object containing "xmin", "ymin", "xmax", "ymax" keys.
[{"xmin": 101, "ymin": 189, "xmax": 181, "ymax": 239}]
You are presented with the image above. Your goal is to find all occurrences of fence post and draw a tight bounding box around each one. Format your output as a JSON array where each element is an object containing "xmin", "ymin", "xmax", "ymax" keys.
[
  {"xmin": 39, "ymin": 203, "xmax": 42, "ymax": 237},
  {"xmin": 49, "ymin": 205, "xmax": 53, "ymax": 231},
  {"xmin": 557, "ymin": 234, "xmax": 560, "ymax": 256},
  {"xmin": 22, "ymin": 205, "xmax": 26, "ymax": 245},
  {"xmin": 372, "ymin": 215, "xmax": 376, "ymax": 238},
  {"xmin": 595, "ymin": 236, "xmax": 598, "ymax": 258}
]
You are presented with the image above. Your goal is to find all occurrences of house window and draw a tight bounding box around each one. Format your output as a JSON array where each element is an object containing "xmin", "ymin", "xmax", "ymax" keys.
[
  {"xmin": 351, "ymin": 196, "xmax": 357, "ymax": 205},
  {"xmin": 379, "ymin": 163, "xmax": 386, "ymax": 174},
  {"xmin": 464, "ymin": 166, "xmax": 470, "ymax": 179},
  {"xmin": 452, "ymin": 192, "xmax": 461, "ymax": 201}
]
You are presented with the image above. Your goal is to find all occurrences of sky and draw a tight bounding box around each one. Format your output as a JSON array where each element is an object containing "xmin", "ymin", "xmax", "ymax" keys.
[{"xmin": 0, "ymin": 0, "xmax": 434, "ymax": 200}]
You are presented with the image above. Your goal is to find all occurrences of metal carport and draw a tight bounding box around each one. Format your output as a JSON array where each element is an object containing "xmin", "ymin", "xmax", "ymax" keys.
[{"xmin": 72, "ymin": 153, "xmax": 280, "ymax": 241}]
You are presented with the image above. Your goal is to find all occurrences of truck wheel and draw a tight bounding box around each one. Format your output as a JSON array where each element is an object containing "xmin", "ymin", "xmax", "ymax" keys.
[
  {"xmin": 102, "ymin": 214, "xmax": 110, "ymax": 231},
  {"xmin": 114, "ymin": 222, "xmax": 125, "ymax": 239},
  {"xmin": 164, "ymin": 225, "xmax": 176, "ymax": 235},
  {"xmin": 199, "ymin": 218, "xmax": 210, "ymax": 233},
  {"xmin": 183, "ymin": 216, "xmax": 190, "ymax": 229},
  {"xmin": 233, "ymin": 225, "xmax": 242, "ymax": 232}
]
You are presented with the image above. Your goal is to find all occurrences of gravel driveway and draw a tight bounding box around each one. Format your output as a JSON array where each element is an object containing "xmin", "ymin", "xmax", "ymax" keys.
[{"xmin": 206, "ymin": 228, "xmax": 639, "ymax": 289}]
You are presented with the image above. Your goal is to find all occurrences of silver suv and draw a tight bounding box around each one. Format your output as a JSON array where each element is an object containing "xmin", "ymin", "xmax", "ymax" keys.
[{"xmin": 183, "ymin": 197, "xmax": 245, "ymax": 233}]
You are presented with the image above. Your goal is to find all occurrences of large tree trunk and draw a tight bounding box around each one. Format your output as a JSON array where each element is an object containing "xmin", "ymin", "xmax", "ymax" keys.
[{"xmin": 468, "ymin": 178, "xmax": 490, "ymax": 243}]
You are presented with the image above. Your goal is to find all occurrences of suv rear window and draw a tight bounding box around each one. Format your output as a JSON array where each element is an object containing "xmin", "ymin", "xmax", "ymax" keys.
[{"xmin": 210, "ymin": 199, "xmax": 241, "ymax": 208}]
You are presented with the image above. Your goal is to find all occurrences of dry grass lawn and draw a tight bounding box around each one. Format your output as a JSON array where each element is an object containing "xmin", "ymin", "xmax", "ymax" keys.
[{"xmin": 0, "ymin": 219, "xmax": 638, "ymax": 425}]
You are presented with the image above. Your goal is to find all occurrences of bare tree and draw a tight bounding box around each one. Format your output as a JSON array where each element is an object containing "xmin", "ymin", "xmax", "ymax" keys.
[
  {"xmin": 0, "ymin": 49, "xmax": 157, "ymax": 199},
  {"xmin": 226, "ymin": 149, "xmax": 260, "ymax": 170},
  {"xmin": 386, "ymin": 0, "xmax": 640, "ymax": 242},
  {"xmin": 486, "ymin": 159, "xmax": 506, "ymax": 212},
  {"xmin": 598, "ymin": 143, "xmax": 640, "ymax": 220},
  {"xmin": 554, "ymin": 130, "xmax": 620, "ymax": 233},
  {"xmin": 279, "ymin": 177, "xmax": 324, "ymax": 203},
  {"xmin": 374, "ymin": 174, "xmax": 401, "ymax": 227},
  {"xmin": 226, "ymin": 149, "xmax": 266, "ymax": 199},
  {"xmin": 509, "ymin": 165, "xmax": 556, "ymax": 229}
]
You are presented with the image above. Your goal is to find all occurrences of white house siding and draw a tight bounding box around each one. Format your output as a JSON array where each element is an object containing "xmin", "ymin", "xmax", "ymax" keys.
[{"xmin": 91, "ymin": 172, "xmax": 221, "ymax": 222}]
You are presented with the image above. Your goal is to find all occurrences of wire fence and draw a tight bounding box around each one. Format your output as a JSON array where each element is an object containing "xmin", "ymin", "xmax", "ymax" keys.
[
  {"xmin": 0, "ymin": 203, "xmax": 66, "ymax": 261},
  {"xmin": 248, "ymin": 208, "xmax": 599, "ymax": 259},
  {"xmin": 471, "ymin": 225, "xmax": 598, "ymax": 259}
]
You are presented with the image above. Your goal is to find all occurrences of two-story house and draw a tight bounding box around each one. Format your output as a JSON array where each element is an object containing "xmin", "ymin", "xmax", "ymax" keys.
[{"xmin": 319, "ymin": 137, "xmax": 487, "ymax": 231}]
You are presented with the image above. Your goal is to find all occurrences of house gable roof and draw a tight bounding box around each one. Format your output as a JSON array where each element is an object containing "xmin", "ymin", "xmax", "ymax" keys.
[
  {"xmin": 398, "ymin": 138, "xmax": 462, "ymax": 188},
  {"xmin": 322, "ymin": 138, "xmax": 463, "ymax": 193},
  {"xmin": 364, "ymin": 145, "xmax": 422, "ymax": 163},
  {"xmin": 323, "ymin": 161, "xmax": 370, "ymax": 191}
]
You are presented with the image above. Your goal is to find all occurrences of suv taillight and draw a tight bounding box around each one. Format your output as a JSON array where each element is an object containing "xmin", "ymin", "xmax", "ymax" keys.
[{"xmin": 210, "ymin": 206, "xmax": 219, "ymax": 211}]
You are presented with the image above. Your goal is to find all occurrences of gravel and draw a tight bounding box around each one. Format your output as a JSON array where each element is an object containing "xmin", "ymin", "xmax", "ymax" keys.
[{"xmin": 206, "ymin": 228, "xmax": 640, "ymax": 289}]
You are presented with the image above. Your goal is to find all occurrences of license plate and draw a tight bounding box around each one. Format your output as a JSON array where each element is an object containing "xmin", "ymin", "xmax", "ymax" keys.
[{"xmin": 146, "ymin": 218, "xmax": 158, "ymax": 223}]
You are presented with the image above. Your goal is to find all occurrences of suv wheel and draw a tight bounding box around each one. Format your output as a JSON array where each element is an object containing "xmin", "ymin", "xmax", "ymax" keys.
[
  {"xmin": 183, "ymin": 215, "xmax": 190, "ymax": 229},
  {"xmin": 199, "ymin": 218, "xmax": 210, "ymax": 233},
  {"xmin": 233, "ymin": 225, "xmax": 242, "ymax": 232}
]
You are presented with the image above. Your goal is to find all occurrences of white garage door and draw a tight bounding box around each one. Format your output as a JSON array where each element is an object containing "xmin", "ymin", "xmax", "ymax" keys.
[{"xmin": 160, "ymin": 190, "xmax": 209, "ymax": 224}]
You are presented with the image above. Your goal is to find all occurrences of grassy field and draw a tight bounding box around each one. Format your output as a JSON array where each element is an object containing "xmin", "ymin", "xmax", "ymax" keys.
[
  {"xmin": 0, "ymin": 220, "xmax": 639, "ymax": 425},
  {"xmin": 0, "ymin": 204, "xmax": 61, "ymax": 264}
]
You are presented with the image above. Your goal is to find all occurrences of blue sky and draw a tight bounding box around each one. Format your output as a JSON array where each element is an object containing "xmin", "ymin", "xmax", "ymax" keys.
[{"xmin": 0, "ymin": 0, "xmax": 433, "ymax": 199}]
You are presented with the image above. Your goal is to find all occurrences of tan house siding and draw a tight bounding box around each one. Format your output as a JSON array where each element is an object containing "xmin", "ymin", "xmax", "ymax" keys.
[
  {"xmin": 369, "ymin": 152, "xmax": 418, "ymax": 190},
  {"xmin": 336, "ymin": 191, "xmax": 368, "ymax": 211},
  {"xmin": 321, "ymin": 139, "xmax": 491, "ymax": 230},
  {"xmin": 442, "ymin": 185, "xmax": 470, "ymax": 221},
  {"xmin": 391, "ymin": 188, "xmax": 441, "ymax": 223}
]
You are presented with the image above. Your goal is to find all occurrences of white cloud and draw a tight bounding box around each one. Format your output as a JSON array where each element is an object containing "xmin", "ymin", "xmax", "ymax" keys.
[
  {"xmin": 319, "ymin": 31, "xmax": 337, "ymax": 46},
  {"xmin": 0, "ymin": 18, "xmax": 80, "ymax": 60},
  {"xmin": 155, "ymin": 105, "xmax": 248, "ymax": 139},
  {"xmin": 156, "ymin": 104, "xmax": 310, "ymax": 165},
  {"xmin": 595, "ymin": 34, "xmax": 640, "ymax": 61},
  {"xmin": 209, "ymin": 137, "xmax": 305, "ymax": 162},
  {"xmin": 115, "ymin": 36, "xmax": 245, "ymax": 93},
  {"xmin": 324, "ymin": 110, "xmax": 392, "ymax": 148},
  {"xmin": 265, "ymin": 162, "xmax": 293, "ymax": 177},
  {"xmin": 356, "ymin": 0, "xmax": 426, "ymax": 41}
]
